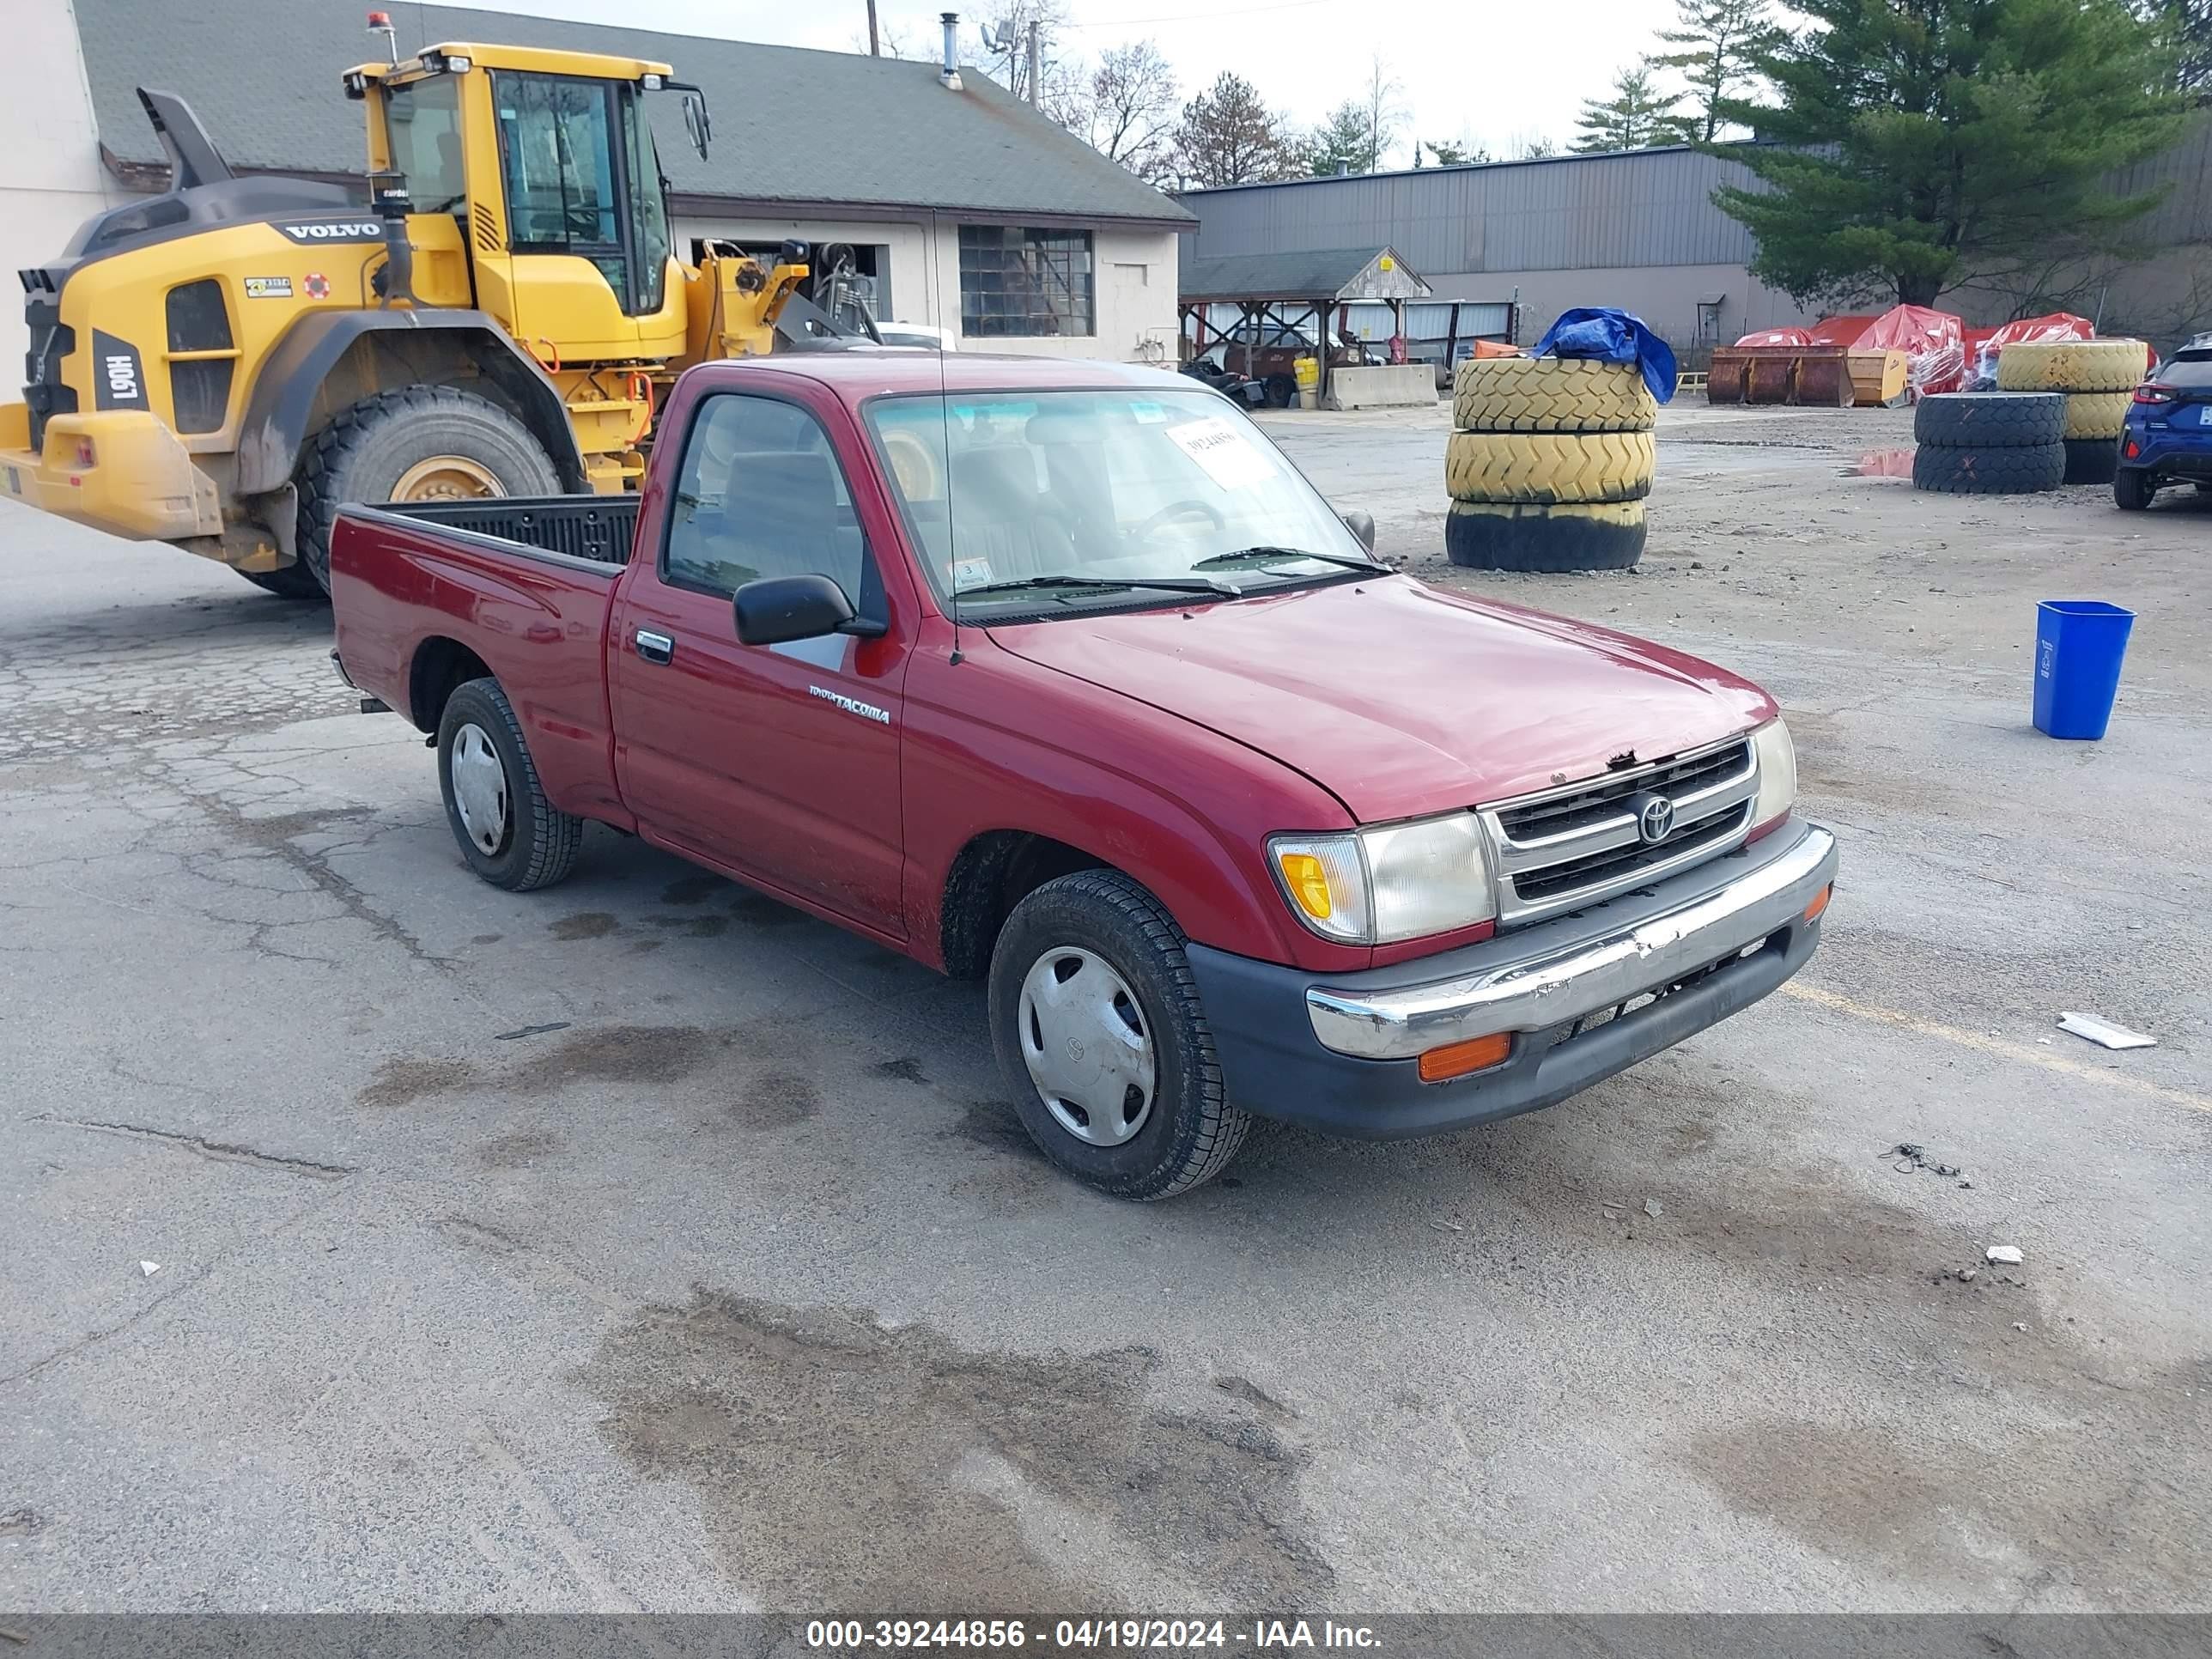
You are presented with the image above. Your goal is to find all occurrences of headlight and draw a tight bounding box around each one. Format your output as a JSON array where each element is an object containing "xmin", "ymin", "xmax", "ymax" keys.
[
  {"xmin": 1750, "ymin": 717, "xmax": 1797, "ymax": 829},
  {"xmin": 1269, "ymin": 812, "xmax": 1496, "ymax": 945}
]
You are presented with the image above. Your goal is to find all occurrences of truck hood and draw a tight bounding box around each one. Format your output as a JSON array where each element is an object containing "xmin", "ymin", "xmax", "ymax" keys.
[{"xmin": 989, "ymin": 576, "xmax": 1777, "ymax": 823}]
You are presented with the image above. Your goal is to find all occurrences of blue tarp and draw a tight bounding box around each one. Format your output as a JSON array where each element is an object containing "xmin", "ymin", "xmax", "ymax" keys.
[{"xmin": 1534, "ymin": 307, "xmax": 1678, "ymax": 404}]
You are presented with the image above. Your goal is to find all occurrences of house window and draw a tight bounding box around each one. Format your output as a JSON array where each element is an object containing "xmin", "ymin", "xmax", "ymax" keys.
[{"xmin": 958, "ymin": 226, "xmax": 1095, "ymax": 338}]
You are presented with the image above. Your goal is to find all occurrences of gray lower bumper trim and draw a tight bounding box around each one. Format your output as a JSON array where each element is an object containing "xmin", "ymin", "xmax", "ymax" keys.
[{"xmin": 1305, "ymin": 823, "xmax": 1838, "ymax": 1060}]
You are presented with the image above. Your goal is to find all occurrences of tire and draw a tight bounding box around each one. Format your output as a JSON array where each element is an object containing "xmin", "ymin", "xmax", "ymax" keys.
[
  {"xmin": 2062, "ymin": 438, "xmax": 2120, "ymax": 487},
  {"xmin": 2114, "ymin": 467, "xmax": 2156, "ymax": 510},
  {"xmin": 1912, "ymin": 392, "xmax": 2065, "ymax": 448},
  {"xmin": 2062, "ymin": 391, "xmax": 2133, "ymax": 441},
  {"xmin": 1444, "ymin": 429, "xmax": 1655, "ymax": 504},
  {"xmin": 1996, "ymin": 338, "xmax": 2148, "ymax": 394},
  {"xmin": 1911, "ymin": 441, "xmax": 2065, "ymax": 495},
  {"xmin": 295, "ymin": 386, "xmax": 562, "ymax": 594},
  {"xmin": 1451, "ymin": 356, "xmax": 1656, "ymax": 433},
  {"xmin": 986, "ymin": 869, "xmax": 1249, "ymax": 1200},
  {"xmin": 235, "ymin": 563, "xmax": 325, "ymax": 600},
  {"xmin": 435, "ymin": 678, "xmax": 586, "ymax": 891},
  {"xmin": 1444, "ymin": 500, "xmax": 1646, "ymax": 571},
  {"xmin": 1264, "ymin": 374, "xmax": 1297, "ymax": 409}
]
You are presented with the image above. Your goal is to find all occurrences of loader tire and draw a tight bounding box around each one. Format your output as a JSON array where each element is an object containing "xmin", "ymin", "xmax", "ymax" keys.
[
  {"xmin": 1995, "ymin": 338, "xmax": 2148, "ymax": 394},
  {"xmin": 1444, "ymin": 429, "xmax": 1655, "ymax": 504},
  {"xmin": 2061, "ymin": 391, "xmax": 2132, "ymax": 441},
  {"xmin": 295, "ymin": 386, "xmax": 562, "ymax": 595},
  {"xmin": 1913, "ymin": 392, "xmax": 2065, "ymax": 448},
  {"xmin": 2062, "ymin": 437, "xmax": 2121, "ymax": 487},
  {"xmin": 1444, "ymin": 500, "xmax": 1646, "ymax": 571},
  {"xmin": 1911, "ymin": 441, "xmax": 2065, "ymax": 495},
  {"xmin": 1451, "ymin": 356, "xmax": 1656, "ymax": 433},
  {"xmin": 236, "ymin": 563, "xmax": 326, "ymax": 601}
]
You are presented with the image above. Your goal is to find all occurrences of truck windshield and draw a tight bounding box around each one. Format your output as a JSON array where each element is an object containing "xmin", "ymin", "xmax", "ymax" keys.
[{"xmin": 865, "ymin": 388, "xmax": 1380, "ymax": 614}]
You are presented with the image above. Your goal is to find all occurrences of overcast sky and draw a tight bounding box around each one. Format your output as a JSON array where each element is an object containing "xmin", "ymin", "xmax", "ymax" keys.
[{"xmin": 433, "ymin": 0, "xmax": 1689, "ymax": 164}]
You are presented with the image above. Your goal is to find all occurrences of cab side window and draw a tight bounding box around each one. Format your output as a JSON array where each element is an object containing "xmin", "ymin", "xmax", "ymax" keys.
[{"xmin": 665, "ymin": 395, "xmax": 870, "ymax": 603}]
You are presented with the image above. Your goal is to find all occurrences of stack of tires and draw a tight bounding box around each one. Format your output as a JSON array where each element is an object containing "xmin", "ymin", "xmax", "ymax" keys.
[
  {"xmin": 1443, "ymin": 357, "xmax": 1657, "ymax": 570},
  {"xmin": 1911, "ymin": 392, "xmax": 2067, "ymax": 494},
  {"xmin": 1994, "ymin": 339, "xmax": 2145, "ymax": 486}
]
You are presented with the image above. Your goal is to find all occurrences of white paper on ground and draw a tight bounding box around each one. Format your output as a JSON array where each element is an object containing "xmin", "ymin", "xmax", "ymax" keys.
[{"xmin": 2056, "ymin": 1012, "xmax": 2156, "ymax": 1050}]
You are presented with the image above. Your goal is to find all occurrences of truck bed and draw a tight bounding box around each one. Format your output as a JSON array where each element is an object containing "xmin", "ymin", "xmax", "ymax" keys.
[
  {"xmin": 382, "ymin": 495, "xmax": 640, "ymax": 564},
  {"xmin": 329, "ymin": 497, "xmax": 634, "ymax": 828}
]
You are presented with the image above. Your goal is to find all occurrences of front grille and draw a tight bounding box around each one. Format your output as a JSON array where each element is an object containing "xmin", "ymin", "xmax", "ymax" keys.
[
  {"xmin": 1512, "ymin": 801, "xmax": 1749, "ymax": 902},
  {"xmin": 1482, "ymin": 736, "xmax": 1760, "ymax": 923},
  {"xmin": 1498, "ymin": 740, "xmax": 1752, "ymax": 843}
]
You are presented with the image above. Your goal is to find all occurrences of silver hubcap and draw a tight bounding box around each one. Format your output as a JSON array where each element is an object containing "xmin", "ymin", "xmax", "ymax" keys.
[
  {"xmin": 1018, "ymin": 946, "xmax": 1155, "ymax": 1146},
  {"xmin": 450, "ymin": 722, "xmax": 509, "ymax": 855}
]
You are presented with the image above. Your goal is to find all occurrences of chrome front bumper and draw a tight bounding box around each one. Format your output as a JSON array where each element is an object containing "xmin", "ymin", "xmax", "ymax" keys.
[{"xmin": 1305, "ymin": 823, "xmax": 1838, "ymax": 1061}]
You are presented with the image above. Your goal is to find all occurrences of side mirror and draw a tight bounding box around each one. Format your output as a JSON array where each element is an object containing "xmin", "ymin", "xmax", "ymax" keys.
[
  {"xmin": 1340, "ymin": 509, "xmax": 1376, "ymax": 553},
  {"xmin": 733, "ymin": 573, "xmax": 858, "ymax": 646}
]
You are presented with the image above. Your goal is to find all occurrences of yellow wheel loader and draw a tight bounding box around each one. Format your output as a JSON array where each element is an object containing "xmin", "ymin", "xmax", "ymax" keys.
[{"xmin": 0, "ymin": 40, "xmax": 873, "ymax": 598}]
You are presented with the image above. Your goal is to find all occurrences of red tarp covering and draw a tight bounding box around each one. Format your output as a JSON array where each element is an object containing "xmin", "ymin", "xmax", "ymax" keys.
[
  {"xmin": 1966, "ymin": 313, "xmax": 2095, "ymax": 386},
  {"xmin": 1808, "ymin": 314, "xmax": 1879, "ymax": 346},
  {"xmin": 1845, "ymin": 305, "xmax": 1966, "ymax": 397},
  {"xmin": 1734, "ymin": 327, "xmax": 1813, "ymax": 348}
]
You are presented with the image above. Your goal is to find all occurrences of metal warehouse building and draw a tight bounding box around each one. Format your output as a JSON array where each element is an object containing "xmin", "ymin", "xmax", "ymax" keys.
[
  {"xmin": 3, "ymin": 0, "xmax": 1193, "ymax": 374},
  {"xmin": 1177, "ymin": 127, "xmax": 2212, "ymax": 351}
]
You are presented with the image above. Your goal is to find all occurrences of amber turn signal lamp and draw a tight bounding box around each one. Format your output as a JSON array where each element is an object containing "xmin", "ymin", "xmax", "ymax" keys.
[
  {"xmin": 1277, "ymin": 852, "xmax": 1333, "ymax": 921},
  {"xmin": 1804, "ymin": 884, "xmax": 1832, "ymax": 924},
  {"xmin": 1418, "ymin": 1031, "xmax": 1513, "ymax": 1083}
]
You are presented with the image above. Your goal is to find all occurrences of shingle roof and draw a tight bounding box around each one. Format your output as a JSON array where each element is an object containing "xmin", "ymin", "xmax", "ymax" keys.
[
  {"xmin": 72, "ymin": 0, "xmax": 1193, "ymax": 224},
  {"xmin": 1179, "ymin": 246, "xmax": 1429, "ymax": 302}
]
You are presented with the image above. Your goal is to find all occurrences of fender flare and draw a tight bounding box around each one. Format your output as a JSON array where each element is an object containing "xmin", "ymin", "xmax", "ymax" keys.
[{"xmin": 234, "ymin": 308, "xmax": 587, "ymax": 496}]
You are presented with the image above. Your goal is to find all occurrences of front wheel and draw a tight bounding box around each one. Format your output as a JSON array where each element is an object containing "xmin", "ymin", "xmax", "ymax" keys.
[
  {"xmin": 2113, "ymin": 467, "xmax": 2156, "ymax": 511},
  {"xmin": 987, "ymin": 870, "xmax": 1250, "ymax": 1200},
  {"xmin": 436, "ymin": 678, "xmax": 586, "ymax": 891}
]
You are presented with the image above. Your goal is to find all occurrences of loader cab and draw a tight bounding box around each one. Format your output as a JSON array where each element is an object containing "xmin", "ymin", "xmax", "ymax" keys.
[{"xmin": 350, "ymin": 43, "xmax": 690, "ymax": 362}]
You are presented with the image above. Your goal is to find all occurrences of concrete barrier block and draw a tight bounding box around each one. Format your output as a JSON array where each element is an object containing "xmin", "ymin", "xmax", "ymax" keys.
[{"xmin": 1324, "ymin": 365, "xmax": 1438, "ymax": 410}]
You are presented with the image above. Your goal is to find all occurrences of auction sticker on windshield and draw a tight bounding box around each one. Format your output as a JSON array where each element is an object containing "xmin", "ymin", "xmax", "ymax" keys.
[{"xmin": 1167, "ymin": 416, "xmax": 1273, "ymax": 491}]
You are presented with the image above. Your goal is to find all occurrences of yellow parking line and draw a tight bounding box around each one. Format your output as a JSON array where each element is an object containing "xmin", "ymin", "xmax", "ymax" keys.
[{"xmin": 1778, "ymin": 981, "xmax": 2212, "ymax": 1118}]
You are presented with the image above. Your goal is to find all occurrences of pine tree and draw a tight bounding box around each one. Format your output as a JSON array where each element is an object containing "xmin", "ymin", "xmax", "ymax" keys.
[
  {"xmin": 1652, "ymin": 0, "xmax": 1783, "ymax": 143},
  {"xmin": 1172, "ymin": 72, "xmax": 1301, "ymax": 186},
  {"xmin": 1572, "ymin": 64, "xmax": 1695, "ymax": 153},
  {"xmin": 1714, "ymin": 0, "xmax": 2187, "ymax": 308},
  {"xmin": 1305, "ymin": 102, "xmax": 1381, "ymax": 175}
]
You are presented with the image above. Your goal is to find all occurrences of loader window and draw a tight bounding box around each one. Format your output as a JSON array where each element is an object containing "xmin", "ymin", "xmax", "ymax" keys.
[
  {"xmin": 495, "ymin": 72, "xmax": 628, "ymax": 303},
  {"xmin": 382, "ymin": 74, "xmax": 466, "ymax": 214}
]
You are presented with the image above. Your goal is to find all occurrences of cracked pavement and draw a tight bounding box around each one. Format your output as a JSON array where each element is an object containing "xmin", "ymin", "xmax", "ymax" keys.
[{"xmin": 2, "ymin": 408, "xmax": 2209, "ymax": 1617}]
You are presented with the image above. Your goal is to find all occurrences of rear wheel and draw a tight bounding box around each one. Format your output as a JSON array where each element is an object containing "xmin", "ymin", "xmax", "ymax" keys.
[
  {"xmin": 435, "ymin": 678, "xmax": 586, "ymax": 891},
  {"xmin": 2113, "ymin": 467, "xmax": 2156, "ymax": 510},
  {"xmin": 987, "ymin": 870, "xmax": 1249, "ymax": 1200},
  {"xmin": 1264, "ymin": 374, "xmax": 1297, "ymax": 409},
  {"xmin": 295, "ymin": 386, "xmax": 561, "ymax": 595},
  {"xmin": 234, "ymin": 563, "xmax": 325, "ymax": 600}
]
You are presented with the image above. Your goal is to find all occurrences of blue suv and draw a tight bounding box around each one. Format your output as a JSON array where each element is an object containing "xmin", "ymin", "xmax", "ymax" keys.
[{"xmin": 2116, "ymin": 337, "xmax": 2212, "ymax": 509}]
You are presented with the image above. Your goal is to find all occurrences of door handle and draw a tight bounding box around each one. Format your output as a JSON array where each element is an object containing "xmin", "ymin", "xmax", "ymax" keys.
[{"xmin": 634, "ymin": 629, "xmax": 674, "ymax": 665}]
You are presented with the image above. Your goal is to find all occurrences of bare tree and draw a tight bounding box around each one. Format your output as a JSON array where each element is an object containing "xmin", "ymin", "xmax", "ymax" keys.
[
  {"xmin": 1085, "ymin": 40, "xmax": 1181, "ymax": 181},
  {"xmin": 1357, "ymin": 58, "xmax": 1408, "ymax": 172},
  {"xmin": 969, "ymin": 0, "xmax": 1073, "ymax": 103},
  {"xmin": 1172, "ymin": 71, "xmax": 1302, "ymax": 186},
  {"xmin": 1508, "ymin": 130, "xmax": 1559, "ymax": 159}
]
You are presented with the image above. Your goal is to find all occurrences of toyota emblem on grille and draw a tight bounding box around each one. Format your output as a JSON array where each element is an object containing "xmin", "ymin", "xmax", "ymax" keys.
[{"xmin": 1633, "ymin": 793, "xmax": 1676, "ymax": 845}]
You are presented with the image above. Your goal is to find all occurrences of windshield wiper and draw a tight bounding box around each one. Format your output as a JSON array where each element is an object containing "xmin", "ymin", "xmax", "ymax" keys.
[
  {"xmin": 957, "ymin": 574, "xmax": 1243, "ymax": 599},
  {"xmin": 1193, "ymin": 544, "xmax": 1389, "ymax": 574}
]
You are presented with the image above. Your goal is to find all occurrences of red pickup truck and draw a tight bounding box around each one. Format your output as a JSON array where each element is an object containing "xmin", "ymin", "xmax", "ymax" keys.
[{"xmin": 331, "ymin": 352, "xmax": 1836, "ymax": 1200}]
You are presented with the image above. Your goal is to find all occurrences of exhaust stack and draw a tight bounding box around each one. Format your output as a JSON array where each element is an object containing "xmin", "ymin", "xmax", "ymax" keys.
[{"xmin": 939, "ymin": 13, "xmax": 962, "ymax": 89}]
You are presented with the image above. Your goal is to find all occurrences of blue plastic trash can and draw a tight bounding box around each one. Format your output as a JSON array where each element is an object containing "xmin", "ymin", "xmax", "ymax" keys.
[{"xmin": 2033, "ymin": 601, "xmax": 2134, "ymax": 740}]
